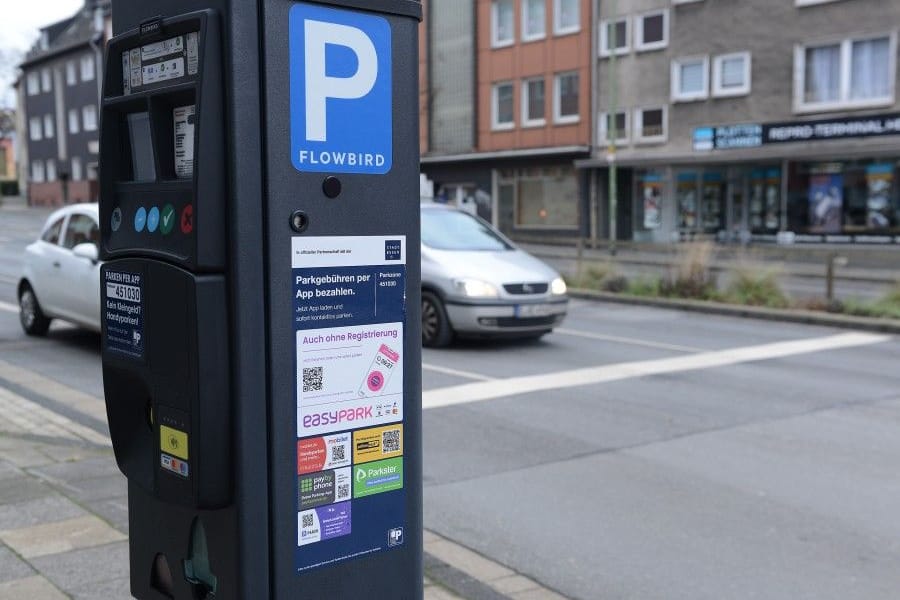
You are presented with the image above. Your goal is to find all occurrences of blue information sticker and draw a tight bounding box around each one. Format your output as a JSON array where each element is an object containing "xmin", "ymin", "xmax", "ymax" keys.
[
  {"xmin": 103, "ymin": 269, "xmax": 144, "ymax": 359},
  {"xmin": 289, "ymin": 2, "xmax": 392, "ymax": 174},
  {"xmin": 292, "ymin": 236, "xmax": 406, "ymax": 573}
]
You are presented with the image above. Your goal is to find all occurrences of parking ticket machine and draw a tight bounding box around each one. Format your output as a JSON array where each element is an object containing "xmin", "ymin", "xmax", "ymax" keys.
[{"xmin": 99, "ymin": 2, "xmax": 423, "ymax": 598}]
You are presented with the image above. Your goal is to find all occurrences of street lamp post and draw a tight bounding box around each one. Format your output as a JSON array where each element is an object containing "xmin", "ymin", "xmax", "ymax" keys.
[{"xmin": 607, "ymin": 0, "xmax": 618, "ymax": 257}]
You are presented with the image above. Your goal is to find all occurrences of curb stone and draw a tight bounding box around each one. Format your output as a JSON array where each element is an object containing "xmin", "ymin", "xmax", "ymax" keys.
[{"xmin": 570, "ymin": 288, "xmax": 900, "ymax": 334}]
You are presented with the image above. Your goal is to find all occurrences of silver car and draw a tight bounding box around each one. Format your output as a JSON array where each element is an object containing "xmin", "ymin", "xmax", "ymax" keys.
[{"xmin": 421, "ymin": 203, "xmax": 568, "ymax": 347}]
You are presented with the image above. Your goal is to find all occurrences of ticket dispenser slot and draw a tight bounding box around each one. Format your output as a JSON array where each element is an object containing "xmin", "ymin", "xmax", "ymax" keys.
[{"xmin": 100, "ymin": 10, "xmax": 231, "ymax": 511}]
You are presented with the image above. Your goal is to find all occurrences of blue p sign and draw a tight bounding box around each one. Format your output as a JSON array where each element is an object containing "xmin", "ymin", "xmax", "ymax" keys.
[{"xmin": 289, "ymin": 3, "xmax": 392, "ymax": 174}]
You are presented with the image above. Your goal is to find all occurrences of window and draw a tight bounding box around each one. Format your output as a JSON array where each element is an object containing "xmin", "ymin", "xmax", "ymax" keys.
[
  {"xmin": 599, "ymin": 18, "xmax": 629, "ymax": 57},
  {"xmin": 46, "ymin": 159, "xmax": 56, "ymax": 182},
  {"xmin": 521, "ymin": 78, "xmax": 546, "ymax": 126},
  {"xmin": 68, "ymin": 109, "xmax": 80, "ymax": 134},
  {"xmin": 26, "ymin": 72, "xmax": 40, "ymax": 96},
  {"xmin": 43, "ymin": 114, "xmax": 54, "ymax": 139},
  {"xmin": 634, "ymin": 107, "xmax": 667, "ymax": 142},
  {"xmin": 522, "ymin": 0, "xmax": 546, "ymax": 41},
  {"xmin": 29, "ymin": 117, "xmax": 42, "ymax": 141},
  {"xmin": 491, "ymin": 0, "xmax": 514, "ymax": 47},
  {"xmin": 554, "ymin": 71, "xmax": 579, "ymax": 123},
  {"xmin": 42, "ymin": 216, "xmax": 64, "ymax": 243},
  {"xmin": 599, "ymin": 111, "xmax": 629, "ymax": 144},
  {"xmin": 500, "ymin": 166, "xmax": 579, "ymax": 228},
  {"xmin": 671, "ymin": 56, "xmax": 709, "ymax": 101},
  {"xmin": 41, "ymin": 68, "xmax": 51, "ymax": 92},
  {"xmin": 636, "ymin": 10, "xmax": 668, "ymax": 52},
  {"xmin": 554, "ymin": 0, "xmax": 580, "ymax": 35},
  {"xmin": 80, "ymin": 55, "xmax": 95, "ymax": 81},
  {"xmin": 713, "ymin": 52, "xmax": 751, "ymax": 97},
  {"xmin": 796, "ymin": 34, "xmax": 896, "ymax": 111},
  {"xmin": 32, "ymin": 160, "xmax": 45, "ymax": 184},
  {"xmin": 63, "ymin": 214, "xmax": 99, "ymax": 249},
  {"xmin": 66, "ymin": 61, "xmax": 77, "ymax": 86},
  {"xmin": 71, "ymin": 156, "xmax": 83, "ymax": 181},
  {"xmin": 492, "ymin": 82, "xmax": 515, "ymax": 129},
  {"xmin": 82, "ymin": 105, "xmax": 98, "ymax": 131}
]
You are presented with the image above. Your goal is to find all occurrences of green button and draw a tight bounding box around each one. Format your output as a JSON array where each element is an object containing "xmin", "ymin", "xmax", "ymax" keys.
[{"xmin": 160, "ymin": 204, "xmax": 176, "ymax": 235}]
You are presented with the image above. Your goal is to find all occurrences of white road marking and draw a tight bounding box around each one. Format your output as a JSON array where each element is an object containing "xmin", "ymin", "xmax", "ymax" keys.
[
  {"xmin": 423, "ymin": 332, "xmax": 890, "ymax": 410},
  {"xmin": 0, "ymin": 300, "xmax": 17, "ymax": 313},
  {"xmin": 553, "ymin": 327, "xmax": 703, "ymax": 353},
  {"xmin": 423, "ymin": 362, "xmax": 495, "ymax": 382}
]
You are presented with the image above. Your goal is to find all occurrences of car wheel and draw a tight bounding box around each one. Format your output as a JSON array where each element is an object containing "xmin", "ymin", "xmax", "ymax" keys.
[
  {"xmin": 19, "ymin": 283, "xmax": 52, "ymax": 336},
  {"xmin": 421, "ymin": 291, "xmax": 453, "ymax": 348}
]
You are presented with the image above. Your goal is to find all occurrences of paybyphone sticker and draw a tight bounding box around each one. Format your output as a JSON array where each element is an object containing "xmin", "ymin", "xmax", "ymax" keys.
[{"xmin": 103, "ymin": 269, "xmax": 144, "ymax": 359}]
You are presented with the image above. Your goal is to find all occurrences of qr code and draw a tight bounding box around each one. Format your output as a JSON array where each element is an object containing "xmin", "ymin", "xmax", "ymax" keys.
[
  {"xmin": 303, "ymin": 367, "xmax": 323, "ymax": 392},
  {"xmin": 382, "ymin": 429, "xmax": 401, "ymax": 453},
  {"xmin": 338, "ymin": 484, "xmax": 350, "ymax": 499},
  {"xmin": 332, "ymin": 444, "xmax": 345, "ymax": 461},
  {"xmin": 302, "ymin": 513, "xmax": 314, "ymax": 528}
]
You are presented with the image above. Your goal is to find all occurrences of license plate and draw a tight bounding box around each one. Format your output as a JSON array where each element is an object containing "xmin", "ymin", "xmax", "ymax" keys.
[{"xmin": 514, "ymin": 303, "xmax": 561, "ymax": 318}]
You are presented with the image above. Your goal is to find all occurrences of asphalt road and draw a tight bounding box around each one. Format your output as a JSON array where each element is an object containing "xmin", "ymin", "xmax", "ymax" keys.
[{"xmin": 2, "ymin": 205, "xmax": 899, "ymax": 599}]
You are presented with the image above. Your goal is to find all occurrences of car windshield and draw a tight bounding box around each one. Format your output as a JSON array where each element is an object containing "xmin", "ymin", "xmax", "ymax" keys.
[{"xmin": 421, "ymin": 209, "xmax": 512, "ymax": 251}]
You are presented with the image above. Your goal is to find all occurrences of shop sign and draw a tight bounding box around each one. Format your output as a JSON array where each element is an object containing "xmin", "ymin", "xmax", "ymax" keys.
[
  {"xmin": 765, "ymin": 113, "xmax": 900, "ymax": 144},
  {"xmin": 694, "ymin": 113, "xmax": 900, "ymax": 151},
  {"xmin": 693, "ymin": 124, "xmax": 762, "ymax": 151}
]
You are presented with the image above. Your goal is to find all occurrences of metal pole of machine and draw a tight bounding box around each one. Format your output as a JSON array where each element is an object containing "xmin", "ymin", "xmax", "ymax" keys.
[{"xmin": 607, "ymin": 0, "xmax": 618, "ymax": 257}]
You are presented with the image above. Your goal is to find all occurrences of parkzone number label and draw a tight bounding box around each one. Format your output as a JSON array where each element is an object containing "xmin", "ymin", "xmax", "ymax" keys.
[{"xmin": 106, "ymin": 282, "xmax": 141, "ymax": 303}]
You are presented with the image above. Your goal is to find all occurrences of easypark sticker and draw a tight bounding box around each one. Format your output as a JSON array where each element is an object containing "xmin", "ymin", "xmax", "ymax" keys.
[
  {"xmin": 353, "ymin": 424, "xmax": 403, "ymax": 464},
  {"xmin": 297, "ymin": 432, "xmax": 351, "ymax": 474}
]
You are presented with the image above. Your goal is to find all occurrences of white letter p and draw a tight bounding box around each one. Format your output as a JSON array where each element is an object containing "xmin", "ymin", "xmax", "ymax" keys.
[{"xmin": 304, "ymin": 19, "xmax": 378, "ymax": 142}]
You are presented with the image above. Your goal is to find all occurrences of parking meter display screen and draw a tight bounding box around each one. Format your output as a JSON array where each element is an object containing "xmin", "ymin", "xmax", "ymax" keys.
[
  {"xmin": 127, "ymin": 112, "xmax": 156, "ymax": 182},
  {"xmin": 122, "ymin": 32, "xmax": 199, "ymax": 95},
  {"xmin": 292, "ymin": 236, "xmax": 407, "ymax": 572}
]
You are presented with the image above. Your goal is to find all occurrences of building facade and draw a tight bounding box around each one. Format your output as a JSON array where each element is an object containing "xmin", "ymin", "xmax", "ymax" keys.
[
  {"xmin": 18, "ymin": 0, "xmax": 111, "ymax": 206},
  {"xmin": 582, "ymin": 0, "xmax": 900, "ymax": 245},
  {"xmin": 420, "ymin": 0, "xmax": 593, "ymax": 238}
]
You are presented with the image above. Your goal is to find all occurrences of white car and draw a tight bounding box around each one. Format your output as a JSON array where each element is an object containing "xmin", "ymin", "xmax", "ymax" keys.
[{"xmin": 18, "ymin": 203, "xmax": 101, "ymax": 335}]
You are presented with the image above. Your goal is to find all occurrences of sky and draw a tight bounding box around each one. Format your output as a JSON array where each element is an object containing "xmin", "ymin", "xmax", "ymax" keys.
[{"xmin": 1, "ymin": 1, "xmax": 83, "ymax": 108}]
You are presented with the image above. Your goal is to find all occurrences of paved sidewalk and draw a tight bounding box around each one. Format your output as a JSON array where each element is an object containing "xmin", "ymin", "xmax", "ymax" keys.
[{"xmin": 0, "ymin": 370, "xmax": 567, "ymax": 600}]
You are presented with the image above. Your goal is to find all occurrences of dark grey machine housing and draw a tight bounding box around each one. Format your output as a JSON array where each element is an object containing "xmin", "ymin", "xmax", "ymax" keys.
[{"xmin": 99, "ymin": 1, "xmax": 423, "ymax": 598}]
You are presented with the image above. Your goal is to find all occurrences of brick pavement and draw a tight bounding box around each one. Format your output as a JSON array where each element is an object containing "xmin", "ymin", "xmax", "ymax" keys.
[{"xmin": 0, "ymin": 363, "xmax": 568, "ymax": 600}]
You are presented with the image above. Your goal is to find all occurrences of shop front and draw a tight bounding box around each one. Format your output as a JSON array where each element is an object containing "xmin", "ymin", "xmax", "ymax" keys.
[
  {"xmin": 627, "ymin": 111, "xmax": 900, "ymax": 245},
  {"xmin": 632, "ymin": 164, "xmax": 785, "ymax": 243}
]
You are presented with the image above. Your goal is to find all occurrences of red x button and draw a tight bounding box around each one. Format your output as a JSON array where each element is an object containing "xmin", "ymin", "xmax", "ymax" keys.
[{"xmin": 180, "ymin": 204, "xmax": 194, "ymax": 234}]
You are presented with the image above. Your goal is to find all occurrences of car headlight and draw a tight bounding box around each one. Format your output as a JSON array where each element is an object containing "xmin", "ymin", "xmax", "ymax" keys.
[
  {"xmin": 452, "ymin": 278, "xmax": 499, "ymax": 298},
  {"xmin": 550, "ymin": 277, "xmax": 567, "ymax": 295}
]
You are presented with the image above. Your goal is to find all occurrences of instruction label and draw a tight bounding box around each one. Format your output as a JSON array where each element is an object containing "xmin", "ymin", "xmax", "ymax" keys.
[
  {"xmin": 174, "ymin": 105, "xmax": 195, "ymax": 178},
  {"xmin": 103, "ymin": 269, "xmax": 144, "ymax": 359},
  {"xmin": 122, "ymin": 31, "xmax": 199, "ymax": 95},
  {"xmin": 293, "ymin": 235, "xmax": 406, "ymax": 572}
]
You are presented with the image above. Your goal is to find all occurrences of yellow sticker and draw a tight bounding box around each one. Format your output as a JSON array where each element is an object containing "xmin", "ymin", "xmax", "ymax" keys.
[
  {"xmin": 160, "ymin": 425, "xmax": 189, "ymax": 460},
  {"xmin": 353, "ymin": 424, "xmax": 403, "ymax": 464}
]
